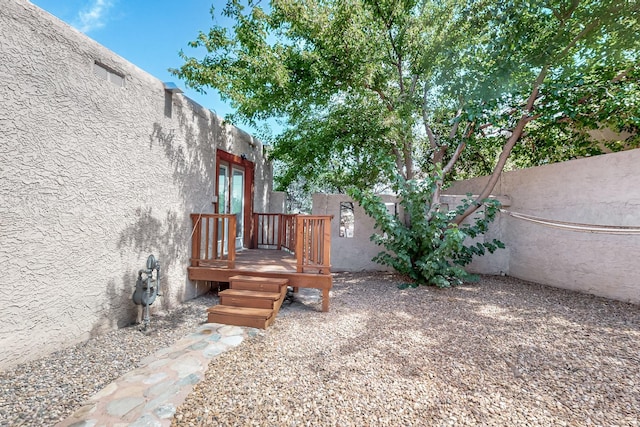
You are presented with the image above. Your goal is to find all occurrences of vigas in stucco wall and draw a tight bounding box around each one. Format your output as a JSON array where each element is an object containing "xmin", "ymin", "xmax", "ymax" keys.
[{"xmin": 0, "ymin": 1, "xmax": 272, "ymax": 369}]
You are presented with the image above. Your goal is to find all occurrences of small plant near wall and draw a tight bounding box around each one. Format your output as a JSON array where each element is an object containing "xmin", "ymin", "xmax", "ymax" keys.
[{"xmin": 351, "ymin": 174, "xmax": 504, "ymax": 289}]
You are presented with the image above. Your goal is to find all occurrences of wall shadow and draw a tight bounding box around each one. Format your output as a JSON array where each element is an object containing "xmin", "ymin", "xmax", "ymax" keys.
[
  {"xmin": 117, "ymin": 207, "xmax": 182, "ymax": 314},
  {"xmin": 88, "ymin": 278, "xmax": 136, "ymax": 339},
  {"xmin": 113, "ymin": 98, "xmax": 233, "ymax": 330},
  {"xmin": 110, "ymin": 95, "xmax": 266, "ymax": 333}
]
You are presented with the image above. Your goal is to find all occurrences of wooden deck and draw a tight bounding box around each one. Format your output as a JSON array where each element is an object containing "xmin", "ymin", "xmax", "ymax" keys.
[
  {"xmin": 188, "ymin": 249, "xmax": 333, "ymax": 311},
  {"xmin": 201, "ymin": 249, "xmax": 297, "ymax": 271}
]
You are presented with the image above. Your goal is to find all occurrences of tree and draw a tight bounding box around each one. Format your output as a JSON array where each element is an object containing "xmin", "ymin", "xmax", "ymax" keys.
[{"xmin": 173, "ymin": 0, "xmax": 639, "ymax": 285}]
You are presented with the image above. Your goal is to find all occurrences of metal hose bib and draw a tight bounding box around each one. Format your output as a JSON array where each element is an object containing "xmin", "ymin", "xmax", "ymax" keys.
[{"xmin": 132, "ymin": 254, "xmax": 161, "ymax": 331}]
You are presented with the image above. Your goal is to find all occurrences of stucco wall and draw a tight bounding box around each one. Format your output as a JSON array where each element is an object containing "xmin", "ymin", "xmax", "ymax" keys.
[
  {"xmin": 445, "ymin": 148, "xmax": 640, "ymax": 304},
  {"xmin": 313, "ymin": 193, "xmax": 509, "ymax": 274},
  {"xmin": 269, "ymin": 191, "xmax": 287, "ymax": 214},
  {"xmin": 0, "ymin": 1, "xmax": 272, "ymax": 369},
  {"xmin": 313, "ymin": 149, "xmax": 639, "ymax": 304},
  {"xmin": 312, "ymin": 193, "xmax": 398, "ymax": 272}
]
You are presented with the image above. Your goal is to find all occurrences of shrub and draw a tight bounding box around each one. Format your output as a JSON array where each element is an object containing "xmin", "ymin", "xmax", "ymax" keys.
[{"xmin": 350, "ymin": 175, "xmax": 504, "ymax": 288}]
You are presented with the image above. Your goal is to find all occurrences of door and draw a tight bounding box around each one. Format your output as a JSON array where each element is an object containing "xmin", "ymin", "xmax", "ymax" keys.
[
  {"xmin": 217, "ymin": 163, "xmax": 231, "ymax": 253},
  {"xmin": 216, "ymin": 149, "xmax": 254, "ymax": 250},
  {"xmin": 230, "ymin": 167, "xmax": 245, "ymax": 249},
  {"xmin": 217, "ymin": 161, "xmax": 248, "ymax": 250}
]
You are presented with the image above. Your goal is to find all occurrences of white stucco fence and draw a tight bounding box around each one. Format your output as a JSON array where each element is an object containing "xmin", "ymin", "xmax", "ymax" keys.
[
  {"xmin": 315, "ymin": 149, "xmax": 640, "ymax": 304},
  {"xmin": 0, "ymin": 1, "xmax": 273, "ymax": 369},
  {"xmin": 445, "ymin": 148, "xmax": 640, "ymax": 304}
]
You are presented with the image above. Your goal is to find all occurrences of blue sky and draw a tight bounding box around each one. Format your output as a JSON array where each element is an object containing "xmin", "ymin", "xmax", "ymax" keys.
[{"xmin": 30, "ymin": 0, "xmax": 252, "ymax": 132}]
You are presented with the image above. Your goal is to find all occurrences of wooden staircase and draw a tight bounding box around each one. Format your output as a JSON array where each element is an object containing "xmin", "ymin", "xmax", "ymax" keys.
[{"xmin": 207, "ymin": 275, "xmax": 289, "ymax": 329}]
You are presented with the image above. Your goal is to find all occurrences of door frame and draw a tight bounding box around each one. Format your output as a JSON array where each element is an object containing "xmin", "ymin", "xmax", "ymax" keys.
[{"xmin": 215, "ymin": 149, "xmax": 255, "ymax": 249}]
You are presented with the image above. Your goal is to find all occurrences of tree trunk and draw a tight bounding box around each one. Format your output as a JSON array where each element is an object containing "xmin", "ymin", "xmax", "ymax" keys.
[
  {"xmin": 452, "ymin": 115, "xmax": 531, "ymax": 225},
  {"xmin": 452, "ymin": 64, "xmax": 549, "ymax": 225}
]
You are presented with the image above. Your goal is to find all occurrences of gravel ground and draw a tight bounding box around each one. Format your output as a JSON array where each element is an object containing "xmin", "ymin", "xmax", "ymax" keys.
[
  {"xmin": 173, "ymin": 273, "xmax": 640, "ymax": 427},
  {"xmin": 0, "ymin": 293, "xmax": 217, "ymax": 427},
  {"xmin": 2, "ymin": 274, "xmax": 639, "ymax": 427}
]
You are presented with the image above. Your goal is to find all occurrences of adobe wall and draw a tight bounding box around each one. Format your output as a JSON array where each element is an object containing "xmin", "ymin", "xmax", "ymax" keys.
[
  {"xmin": 312, "ymin": 193, "xmax": 398, "ymax": 272},
  {"xmin": 0, "ymin": 1, "xmax": 272, "ymax": 369},
  {"xmin": 445, "ymin": 148, "xmax": 640, "ymax": 304},
  {"xmin": 313, "ymin": 149, "xmax": 639, "ymax": 304}
]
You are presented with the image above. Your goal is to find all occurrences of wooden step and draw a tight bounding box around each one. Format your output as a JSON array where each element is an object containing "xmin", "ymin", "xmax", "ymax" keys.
[
  {"xmin": 229, "ymin": 275, "xmax": 289, "ymax": 293},
  {"xmin": 219, "ymin": 289, "xmax": 281, "ymax": 309},
  {"xmin": 207, "ymin": 305, "xmax": 274, "ymax": 329}
]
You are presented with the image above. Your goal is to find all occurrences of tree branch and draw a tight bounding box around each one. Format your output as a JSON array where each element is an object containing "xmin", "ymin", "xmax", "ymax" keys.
[
  {"xmin": 442, "ymin": 134, "xmax": 470, "ymax": 176},
  {"xmin": 453, "ymin": 113, "xmax": 537, "ymax": 225},
  {"xmin": 391, "ymin": 36, "xmax": 405, "ymax": 94},
  {"xmin": 552, "ymin": 19, "xmax": 600, "ymax": 65},
  {"xmin": 365, "ymin": 83, "xmax": 394, "ymax": 112},
  {"xmin": 448, "ymin": 107, "xmax": 463, "ymax": 140},
  {"xmin": 454, "ymin": 64, "xmax": 549, "ymax": 225},
  {"xmin": 525, "ymin": 64, "xmax": 549, "ymax": 111},
  {"xmin": 391, "ymin": 145, "xmax": 405, "ymax": 178},
  {"xmin": 409, "ymin": 74, "xmax": 418, "ymax": 98}
]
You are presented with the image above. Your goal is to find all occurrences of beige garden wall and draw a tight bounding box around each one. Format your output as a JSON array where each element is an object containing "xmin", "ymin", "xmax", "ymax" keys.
[
  {"xmin": 313, "ymin": 149, "xmax": 639, "ymax": 305},
  {"xmin": 445, "ymin": 148, "xmax": 640, "ymax": 304},
  {"xmin": 0, "ymin": 1, "xmax": 272, "ymax": 369},
  {"xmin": 313, "ymin": 193, "xmax": 510, "ymax": 274},
  {"xmin": 312, "ymin": 193, "xmax": 398, "ymax": 272}
]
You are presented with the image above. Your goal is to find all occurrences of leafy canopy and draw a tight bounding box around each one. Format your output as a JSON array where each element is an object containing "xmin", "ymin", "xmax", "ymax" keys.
[
  {"xmin": 174, "ymin": 0, "xmax": 639, "ymax": 285},
  {"xmin": 174, "ymin": 0, "xmax": 639, "ymax": 195}
]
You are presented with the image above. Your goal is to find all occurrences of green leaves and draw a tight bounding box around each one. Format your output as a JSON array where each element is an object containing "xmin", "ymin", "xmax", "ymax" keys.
[
  {"xmin": 174, "ymin": 1, "xmax": 637, "ymax": 280},
  {"xmin": 174, "ymin": 0, "xmax": 639, "ymax": 194},
  {"xmin": 351, "ymin": 174, "xmax": 504, "ymax": 288}
]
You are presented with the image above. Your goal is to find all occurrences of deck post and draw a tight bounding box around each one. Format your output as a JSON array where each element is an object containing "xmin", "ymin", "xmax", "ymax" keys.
[
  {"xmin": 251, "ymin": 213, "xmax": 259, "ymax": 249},
  {"xmin": 228, "ymin": 215, "xmax": 236, "ymax": 268},
  {"xmin": 190, "ymin": 214, "xmax": 202, "ymax": 267},
  {"xmin": 322, "ymin": 218, "xmax": 331, "ymax": 274},
  {"xmin": 322, "ymin": 288, "xmax": 330, "ymax": 312},
  {"xmin": 310, "ymin": 219, "xmax": 318, "ymax": 266},
  {"xmin": 204, "ymin": 216, "xmax": 211, "ymax": 260},
  {"xmin": 219, "ymin": 218, "xmax": 226, "ymax": 262},
  {"xmin": 276, "ymin": 214, "xmax": 282, "ymax": 250},
  {"xmin": 295, "ymin": 216, "xmax": 304, "ymax": 273}
]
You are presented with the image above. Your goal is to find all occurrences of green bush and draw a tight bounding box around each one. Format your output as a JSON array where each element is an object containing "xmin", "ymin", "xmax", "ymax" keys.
[{"xmin": 350, "ymin": 175, "xmax": 504, "ymax": 288}]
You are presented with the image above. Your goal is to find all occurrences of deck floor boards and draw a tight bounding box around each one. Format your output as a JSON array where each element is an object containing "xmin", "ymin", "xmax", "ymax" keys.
[{"xmin": 198, "ymin": 249, "xmax": 298, "ymax": 273}]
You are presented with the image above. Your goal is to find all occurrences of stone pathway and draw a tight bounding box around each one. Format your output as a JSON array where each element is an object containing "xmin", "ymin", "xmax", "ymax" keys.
[{"xmin": 56, "ymin": 323, "xmax": 258, "ymax": 427}]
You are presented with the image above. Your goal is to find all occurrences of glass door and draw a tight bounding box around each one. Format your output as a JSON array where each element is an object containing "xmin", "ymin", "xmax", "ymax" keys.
[
  {"xmin": 217, "ymin": 164, "xmax": 230, "ymax": 254},
  {"xmin": 217, "ymin": 162, "xmax": 245, "ymax": 251},
  {"xmin": 231, "ymin": 167, "xmax": 245, "ymax": 249},
  {"xmin": 216, "ymin": 149, "xmax": 254, "ymax": 249}
]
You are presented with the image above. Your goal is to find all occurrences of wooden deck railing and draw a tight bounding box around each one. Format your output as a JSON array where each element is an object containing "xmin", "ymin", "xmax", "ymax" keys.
[
  {"xmin": 280, "ymin": 214, "xmax": 297, "ymax": 253},
  {"xmin": 295, "ymin": 215, "xmax": 332, "ymax": 274},
  {"xmin": 190, "ymin": 213, "xmax": 236, "ymax": 268},
  {"xmin": 191, "ymin": 212, "xmax": 331, "ymax": 273},
  {"xmin": 251, "ymin": 213, "xmax": 332, "ymax": 274},
  {"xmin": 252, "ymin": 213, "xmax": 281, "ymax": 249}
]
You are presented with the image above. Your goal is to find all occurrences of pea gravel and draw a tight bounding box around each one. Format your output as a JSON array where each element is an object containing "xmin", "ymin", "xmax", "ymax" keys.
[
  {"xmin": 2, "ymin": 273, "xmax": 639, "ymax": 427},
  {"xmin": 173, "ymin": 273, "xmax": 640, "ymax": 427},
  {"xmin": 0, "ymin": 293, "xmax": 217, "ymax": 427}
]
